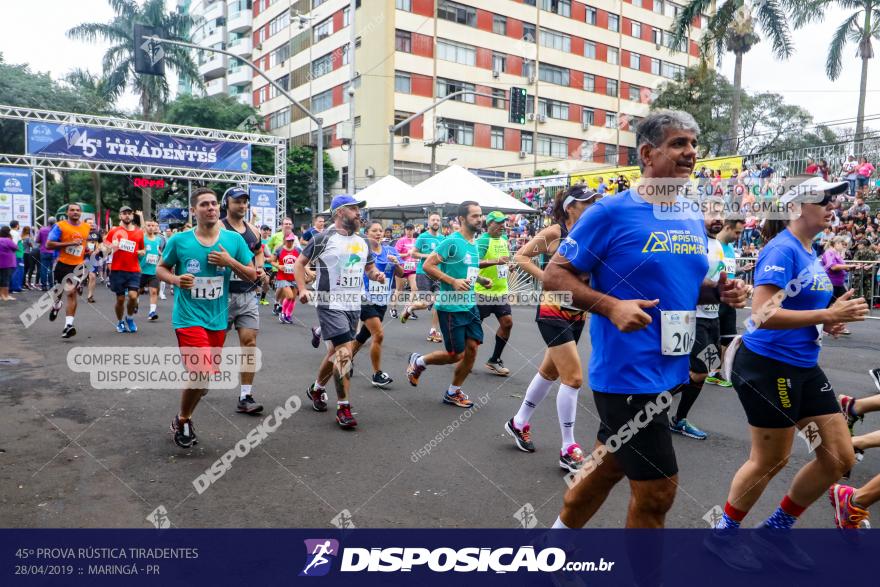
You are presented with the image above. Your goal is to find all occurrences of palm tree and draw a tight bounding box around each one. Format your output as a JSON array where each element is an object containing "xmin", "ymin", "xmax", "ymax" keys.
[
  {"xmin": 673, "ymin": 1, "xmax": 796, "ymax": 154},
  {"xmin": 67, "ymin": 0, "xmax": 201, "ymax": 120},
  {"xmin": 789, "ymin": 1, "xmax": 880, "ymax": 146}
]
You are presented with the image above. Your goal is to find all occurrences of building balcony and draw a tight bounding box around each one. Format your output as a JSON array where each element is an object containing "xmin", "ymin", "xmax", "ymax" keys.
[
  {"xmin": 205, "ymin": 77, "xmax": 226, "ymax": 96},
  {"xmin": 227, "ymin": 66, "xmax": 251, "ymax": 86},
  {"xmin": 201, "ymin": 27, "xmax": 225, "ymax": 49},
  {"xmin": 201, "ymin": 0, "xmax": 225, "ymax": 23},
  {"xmin": 228, "ymin": 36, "xmax": 252, "ymax": 57},
  {"xmin": 234, "ymin": 92, "xmax": 252, "ymax": 107},
  {"xmin": 199, "ymin": 54, "xmax": 227, "ymax": 79},
  {"xmin": 227, "ymin": 9, "xmax": 252, "ymax": 33}
]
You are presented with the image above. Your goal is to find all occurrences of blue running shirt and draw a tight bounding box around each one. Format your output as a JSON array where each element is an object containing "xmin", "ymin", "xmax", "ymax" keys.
[
  {"xmin": 743, "ymin": 228, "xmax": 833, "ymax": 368},
  {"xmin": 559, "ymin": 190, "xmax": 709, "ymax": 394}
]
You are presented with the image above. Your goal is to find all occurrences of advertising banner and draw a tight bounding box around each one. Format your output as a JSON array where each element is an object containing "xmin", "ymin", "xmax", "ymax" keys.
[
  {"xmin": 26, "ymin": 122, "xmax": 251, "ymax": 172},
  {"xmin": 248, "ymin": 184, "xmax": 278, "ymax": 230},
  {"xmin": 0, "ymin": 166, "xmax": 33, "ymax": 226}
]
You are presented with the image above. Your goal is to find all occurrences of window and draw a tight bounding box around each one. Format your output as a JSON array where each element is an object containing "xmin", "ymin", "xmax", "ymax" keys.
[
  {"xmin": 522, "ymin": 23, "xmax": 536, "ymax": 42},
  {"xmin": 584, "ymin": 73, "xmax": 595, "ymax": 92},
  {"xmin": 394, "ymin": 111, "xmax": 413, "ymax": 136},
  {"xmin": 437, "ymin": 39, "xmax": 476, "ymax": 66},
  {"xmin": 661, "ymin": 61, "xmax": 685, "ymax": 79},
  {"xmin": 441, "ymin": 119, "xmax": 474, "ymax": 145},
  {"xmin": 312, "ymin": 53, "xmax": 333, "ymax": 78},
  {"xmin": 607, "ymin": 47, "xmax": 619, "ymax": 65},
  {"xmin": 437, "ymin": 0, "xmax": 477, "ymax": 27},
  {"xmin": 268, "ymin": 107, "xmax": 290, "ymax": 130},
  {"xmin": 538, "ymin": 98, "xmax": 569, "ymax": 120},
  {"xmin": 313, "ymin": 0, "xmax": 328, "ymax": 7},
  {"xmin": 228, "ymin": 0, "xmax": 248, "ymax": 17},
  {"xmin": 493, "ymin": 15, "xmax": 506, "ymax": 35},
  {"xmin": 343, "ymin": 7, "xmax": 351, "ymax": 27},
  {"xmin": 395, "ymin": 71, "xmax": 411, "ymax": 93},
  {"xmin": 701, "ymin": 14, "xmax": 709, "ymax": 29},
  {"xmin": 664, "ymin": 1, "xmax": 680, "ymax": 19},
  {"xmin": 584, "ymin": 40, "xmax": 596, "ymax": 59},
  {"xmin": 631, "ymin": 21, "xmax": 641, "ymax": 38},
  {"xmin": 523, "ymin": 60, "xmax": 535, "ymax": 80},
  {"xmin": 629, "ymin": 84, "xmax": 642, "ymax": 102},
  {"xmin": 396, "ymin": 29, "xmax": 412, "ymax": 52},
  {"xmin": 313, "ymin": 18, "xmax": 332, "ymax": 42},
  {"xmin": 490, "ymin": 127, "xmax": 504, "ymax": 150},
  {"xmin": 540, "ymin": 29, "xmax": 571, "ymax": 53},
  {"xmin": 585, "ymin": 6, "xmax": 597, "ymax": 25},
  {"xmin": 539, "ymin": 63, "xmax": 569, "ymax": 86},
  {"xmin": 653, "ymin": 0, "xmax": 664, "ymax": 14},
  {"xmin": 312, "ymin": 89, "xmax": 333, "ymax": 113},
  {"xmin": 492, "ymin": 53, "xmax": 506, "ymax": 73},
  {"xmin": 606, "ymin": 79, "xmax": 618, "ymax": 97},
  {"xmin": 269, "ymin": 11, "xmax": 290, "ymax": 36},
  {"xmin": 662, "ymin": 31, "xmax": 686, "ymax": 52},
  {"xmin": 520, "ymin": 131, "xmax": 533, "ymax": 154},
  {"xmin": 269, "ymin": 74, "xmax": 289, "ymax": 98},
  {"xmin": 632, "ymin": 0, "xmax": 643, "ymax": 7},
  {"xmin": 271, "ymin": 43, "xmax": 291, "ymax": 66},
  {"xmin": 436, "ymin": 78, "xmax": 476, "ymax": 103},
  {"xmin": 582, "ymin": 107, "xmax": 595, "ymax": 126},
  {"xmin": 541, "ymin": 0, "xmax": 571, "ymax": 17},
  {"xmin": 396, "ymin": 0, "xmax": 411, "ymax": 11},
  {"xmin": 651, "ymin": 57, "xmax": 661, "ymax": 75},
  {"xmin": 608, "ymin": 14, "xmax": 619, "ymax": 32},
  {"xmin": 537, "ymin": 135, "xmax": 567, "ymax": 158},
  {"xmin": 630, "ymin": 53, "xmax": 640, "ymax": 70},
  {"xmin": 606, "ymin": 112, "xmax": 617, "ymax": 128},
  {"xmin": 492, "ymin": 88, "xmax": 506, "ymax": 108}
]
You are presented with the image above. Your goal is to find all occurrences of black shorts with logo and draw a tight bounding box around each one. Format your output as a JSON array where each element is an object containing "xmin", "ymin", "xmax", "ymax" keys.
[
  {"xmin": 689, "ymin": 318, "xmax": 720, "ymax": 374},
  {"xmin": 718, "ymin": 302, "xmax": 738, "ymax": 342},
  {"xmin": 593, "ymin": 390, "xmax": 678, "ymax": 481},
  {"xmin": 359, "ymin": 303, "xmax": 387, "ymax": 323},
  {"xmin": 477, "ymin": 300, "xmax": 512, "ymax": 321},
  {"xmin": 731, "ymin": 343, "xmax": 839, "ymax": 428},
  {"xmin": 537, "ymin": 319, "xmax": 585, "ymax": 347}
]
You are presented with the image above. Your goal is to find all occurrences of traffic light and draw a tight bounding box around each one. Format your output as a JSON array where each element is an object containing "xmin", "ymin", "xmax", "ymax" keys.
[
  {"xmin": 508, "ymin": 87, "xmax": 527, "ymax": 124},
  {"xmin": 134, "ymin": 24, "xmax": 166, "ymax": 76}
]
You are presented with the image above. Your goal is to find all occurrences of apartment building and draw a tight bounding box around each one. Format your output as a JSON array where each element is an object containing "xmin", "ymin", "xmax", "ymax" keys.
[
  {"xmin": 249, "ymin": 0, "xmax": 711, "ymax": 190},
  {"xmin": 181, "ymin": 0, "xmax": 256, "ymax": 106}
]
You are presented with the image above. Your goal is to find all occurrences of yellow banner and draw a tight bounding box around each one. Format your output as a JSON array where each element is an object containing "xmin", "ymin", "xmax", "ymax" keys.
[{"xmin": 569, "ymin": 155, "xmax": 745, "ymax": 193}]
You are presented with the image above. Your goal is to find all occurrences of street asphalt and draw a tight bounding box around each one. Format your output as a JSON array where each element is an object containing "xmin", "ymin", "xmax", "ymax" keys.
[{"xmin": 1, "ymin": 284, "xmax": 879, "ymax": 529}]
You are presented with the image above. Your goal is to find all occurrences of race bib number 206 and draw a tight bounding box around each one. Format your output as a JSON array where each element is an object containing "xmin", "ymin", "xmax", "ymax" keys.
[{"xmin": 661, "ymin": 310, "xmax": 696, "ymax": 356}]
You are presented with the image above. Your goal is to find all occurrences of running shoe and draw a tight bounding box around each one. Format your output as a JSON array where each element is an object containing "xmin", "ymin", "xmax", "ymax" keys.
[
  {"xmin": 237, "ymin": 395, "xmax": 264, "ymax": 415},
  {"xmin": 829, "ymin": 483, "xmax": 871, "ymax": 529},
  {"xmin": 371, "ymin": 371, "xmax": 393, "ymax": 388},
  {"xmin": 406, "ymin": 353, "xmax": 425, "ymax": 387},
  {"xmin": 125, "ymin": 317, "xmax": 137, "ymax": 333},
  {"xmin": 87, "ymin": 296, "xmax": 95, "ymax": 303},
  {"xmin": 838, "ymin": 394, "xmax": 862, "ymax": 434},
  {"xmin": 310, "ymin": 326, "xmax": 321, "ymax": 348},
  {"xmin": 336, "ymin": 404, "xmax": 357, "ymax": 429},
  {"xmin": 170, "ymin": 416, "xmax": 198, "ymax": 448},
  {"xmin": 443, "ymin": 389, "xmax": 474, "ymax": 408},
  {"xmin": 280, "ymin": 314, "xmax": 293, "ymax": 324},
  {"xmin": 751, "ymin": 526, "xmax": 815, "ymax": 571},
  {"xmin": 148, "ymin": 311, "xmax": 158, "ymax": 321},
  {"xmin": 159, "ymin": 293, "xmax": 167, "ymax": 300},
  {"xmin": 505, "ymin": 418, "xmax": 535, "ymax": 452},
  {"xmin": 705, "ymin": 375, "xmax": 733, "ymax": 388},
  {"xmin": 426, "ymin": 328, "xmax": 443, "ymax": 343},
  {"xmin": 49, "ymin": 306, "xmax": 60, "ymax": 322},
  {"xmin": 272, "ymin": 303, "xmax": 281, "ymax": 316},
  {"xmin": 307, "ymin": 383, "xmax": 328, "ymax": 412},
  {"xmin": 869, "ymin": 368, "xmax": 880, "ymax": 393},
  {"xmin": 703, "ymin": 531, "xmax": 763, "ymax": 573},
  {"xmin": 486, "ymin": 358, "xmax": 510, "ymax": 376},
  {"xmin": 670, "ymin": 418, "xmax": 707, "ymax": 440},
  {"xmin": 259, "ymin": 297, "xmax": 269, "ymax": 306},
  {"xmin": 559, "ymin": 444, "xmax": 586, "ymax": 472},
  {"xmin": 61, "ymin": 325, "xmax": 76, "ymax": 339},
  {"xmin": 408, "ymin": 312, "xmax": 419, "ymax": 321},
  {"xmin": 390, "ymin": 308, "xmax": 398, "ymax": 319},
  {"xmin": 400, "ymin": 306, "xmax": 413, "ymax": 323},
  {"xmin": 116, "ymin": 320, "xmax": 127, "ymax": 333}
]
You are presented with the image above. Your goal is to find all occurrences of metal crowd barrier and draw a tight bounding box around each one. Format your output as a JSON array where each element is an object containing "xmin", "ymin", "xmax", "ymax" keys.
[{"xmin": 735, "ymin": 258, "xmax": 879, "ymax": 304}]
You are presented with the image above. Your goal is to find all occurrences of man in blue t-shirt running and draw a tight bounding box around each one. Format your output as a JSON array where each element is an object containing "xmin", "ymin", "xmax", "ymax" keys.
[{"xmin": 546, "ymin": 110, "xmax": 748, "ymax": 530}]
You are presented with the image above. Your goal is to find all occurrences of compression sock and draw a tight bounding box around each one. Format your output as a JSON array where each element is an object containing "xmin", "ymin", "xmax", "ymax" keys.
[
  {"xmin": 514, "ymin": 373, "xmax": 554, "ymax": 429},
  {"xmin": 490, "ymin": 334, "xmax": 508, "ymax": 362},
  {"xmin": 762, "ymin": 496, "xmax": 805, "ymax": 529},
  {"xmin": 674, "ymin": 381, "xmax": 703, "ymax": 423},
  {"xmin": 557, "ymin": 384, "xmax": 580, "ymax": 451},
  {"xmin": 716, "ymin": 502, "xmax": 747, "ymax": 530}
]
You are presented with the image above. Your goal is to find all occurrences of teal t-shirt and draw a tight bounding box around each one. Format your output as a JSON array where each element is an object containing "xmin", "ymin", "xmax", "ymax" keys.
[
  {"xmin": 434, "ymin": 231, "xmax": 480, "ymax": 312},
  {"xmin": 415, "ymin": 231, "xmax": 444, "ymax": 275},
  {"xmin": 141, "ymin": 236, "xmax": 162, "ymax": 276},
  {"xmin": 162, "ymin": 229, "xmax": 253, "ymax": 331}
]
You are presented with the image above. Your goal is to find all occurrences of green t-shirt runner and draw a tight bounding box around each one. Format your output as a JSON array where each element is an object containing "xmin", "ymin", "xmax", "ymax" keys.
[
  {"xmin": 141, "ymin": 236, "xmax": 162, "ymax": 276},
  {"xmin": 161, "ymin": 229, "xmax": 253, "ymax": 331},
  {"xmin": 476, "ymin": 232, "xmax": 510, "ymax": 297},
  {"xmin": 434, "ymin": 231, "xmax": 480, "ymax": 313},
  {"xmin": 415, "ymin": 231, "xmax": 444, "ymax": 275}
]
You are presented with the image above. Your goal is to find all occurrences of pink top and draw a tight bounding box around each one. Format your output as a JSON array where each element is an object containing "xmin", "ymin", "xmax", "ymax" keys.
[
  {"xmin": 858, "ymin": 162, "xmax": 875, "ymax": 177},
  {"xmin": 395, "ymin": 236, "xmax": 417, "ymax": 273}
]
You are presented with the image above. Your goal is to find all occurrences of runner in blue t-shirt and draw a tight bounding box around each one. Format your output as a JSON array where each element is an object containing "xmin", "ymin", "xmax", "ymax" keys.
[
  {"xmin": 710, "ymin": 177, "xmax": 869, "ymax": 566},
  {"xmin": 545, "ymin": 111, "xmax": 748, "ymax": 532},
  {"xmin": 156, "ymin": 188, "xmax": 256, "ymax": 450},
  {"xmin": 351, "ymin": 221, "xmax": 404, "ymax": 388}
]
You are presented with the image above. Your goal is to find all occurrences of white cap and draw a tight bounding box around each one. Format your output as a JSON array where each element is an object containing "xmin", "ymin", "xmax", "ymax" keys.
[{"xmin": 779, "ymin": 176, "xmax": 848, "ymax": 205}]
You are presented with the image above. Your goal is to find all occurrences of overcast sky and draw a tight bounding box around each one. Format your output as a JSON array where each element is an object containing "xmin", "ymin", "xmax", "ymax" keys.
[{"xmin": 0, "ymin": 1, "xmax": 877, "ymax": 133}]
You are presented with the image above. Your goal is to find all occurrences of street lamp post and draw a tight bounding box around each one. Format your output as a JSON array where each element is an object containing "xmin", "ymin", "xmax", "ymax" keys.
[{"xmin": 142, "ymin": 35, "xmax": 326, "ymax": 212}]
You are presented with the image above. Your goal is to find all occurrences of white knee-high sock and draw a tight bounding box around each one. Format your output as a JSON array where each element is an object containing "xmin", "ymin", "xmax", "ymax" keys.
[
  {"xmin": 557, "ymin": 384, "xmax": 580, "ymax": 451},
  {"xmin": 514, "ymin": 373, "xmax": 555, "ymax": 429}
]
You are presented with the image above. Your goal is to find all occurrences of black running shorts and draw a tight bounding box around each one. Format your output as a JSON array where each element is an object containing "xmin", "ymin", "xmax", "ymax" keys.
[
  {"xmin": 718, "ymin": 303, "xmax": 738, "ymax": 342},
  {"xmin": 689, "ymin": 318, "xmax": 720, "ymax": 374},
  {"xmin": 537, "ymin": 319, "xmax": 585, "ymax": 347},
  {"xmin": 593, "ymin": 390, "xmax": 678, "ymax": 481},
  {"xmin": 731, "ymin": 343, "xmax": 840, "ymax": 429}
]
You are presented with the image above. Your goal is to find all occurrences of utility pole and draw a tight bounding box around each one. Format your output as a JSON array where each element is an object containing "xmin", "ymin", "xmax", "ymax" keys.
[{"xmin": 347, "ymin": 0, "xmax": 357, "ymax": 192}]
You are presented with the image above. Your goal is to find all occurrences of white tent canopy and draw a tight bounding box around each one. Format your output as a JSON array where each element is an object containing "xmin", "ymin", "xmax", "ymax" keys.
[
  {"xmin": 355, "ymin": 175, "xmax": 418, "ymax": 210},
  {"xmin": 406, "ymin": 165, "xmax": 537, "ymax": 214}
]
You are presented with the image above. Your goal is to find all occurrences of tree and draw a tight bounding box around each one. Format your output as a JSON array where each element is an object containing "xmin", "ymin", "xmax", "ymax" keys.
[
  {"xmin": 789, "ymin": 1, "xmax": 880, "ymax": 145},
  {"xmin": 534, "ymin": 169, "xmax": 560, "ymax": 177},
  {"xmin": 673, "ymin": 1, "xmax": 796, "ymax": 153},
  {"xmin": 252, "ymin": 146, "xmax": 338, "ymax": 214},
  {"xmin": 163, "ymin": 94, "xmax": 262, "ymax": 132},
  {"xmin": 67, "ymin": 0, "xmax": 200, "ymax": 120}
]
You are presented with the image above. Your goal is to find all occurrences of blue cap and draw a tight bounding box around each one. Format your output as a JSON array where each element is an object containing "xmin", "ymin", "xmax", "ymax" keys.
[
  {"xmin": 222, "ymin": 186, "xmax": 249, "ymax": 206},
  {"xmin": 330, "ymin": 194, "xmax": 365, "ymax": 212}
]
